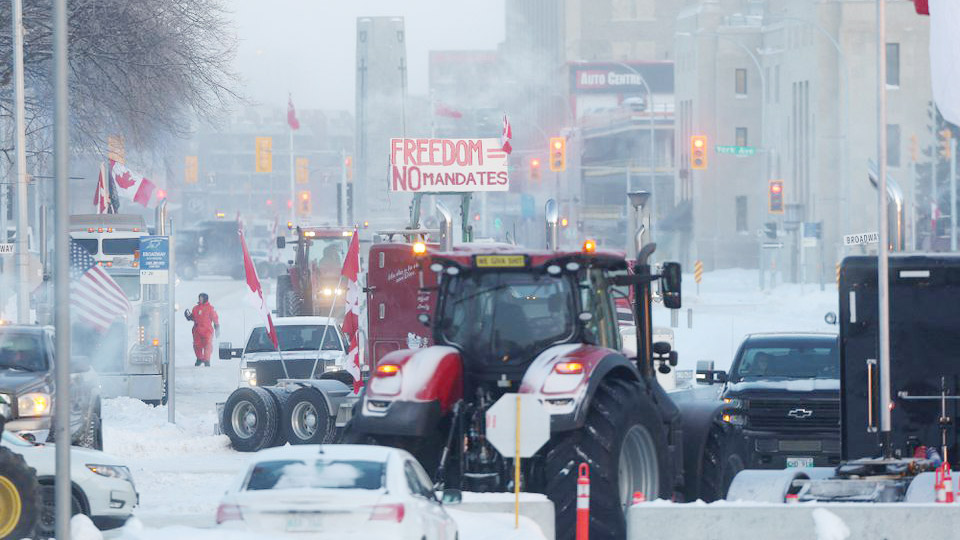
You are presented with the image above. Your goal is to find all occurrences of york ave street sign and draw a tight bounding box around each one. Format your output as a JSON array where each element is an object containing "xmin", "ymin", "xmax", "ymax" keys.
[
  {"xmin": 715, "ymin": 145, "xmax": 756, "ymax": 157},
  {"xmin": 844, "ymin": 232, "xmax": 879, "ymax": 246},
  {"xmin": 485, "ymin": 393, "xmax": 550, "ymax": 458}
]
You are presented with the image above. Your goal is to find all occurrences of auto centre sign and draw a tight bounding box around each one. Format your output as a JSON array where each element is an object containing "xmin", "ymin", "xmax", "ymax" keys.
[
  {"xmin": 390, "ymin": 138, "xmax": 509, "ymax": 193},
  {"xmin": 569, "ymin": 62, "xmax": 674, "ymax": 94}
]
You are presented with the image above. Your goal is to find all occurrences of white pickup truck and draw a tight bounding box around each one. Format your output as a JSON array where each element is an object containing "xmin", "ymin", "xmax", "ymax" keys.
[{"xmin": 217, "ymin": 316, "xmax": 359, "ymax": 452}]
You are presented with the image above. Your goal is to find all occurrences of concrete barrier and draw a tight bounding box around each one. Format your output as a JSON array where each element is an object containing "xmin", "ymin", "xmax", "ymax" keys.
[
  {"xmin": 628, "ymin": 501, "xmax": 960, "ymax": 540},
  {"xmin": 454, "ymin": 492, "xmax": 555, "ymax": 540}
]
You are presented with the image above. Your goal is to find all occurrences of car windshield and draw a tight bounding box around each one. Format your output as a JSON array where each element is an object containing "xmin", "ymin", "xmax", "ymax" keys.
[
  {"xmin": 245, "ymin": 325, "xmax": 342, "ymax": 353},
  {"xmin": 245, "ymin": 459, "xmax": 385, "ymax": 491},
  {"xmin": 108, "ymin": 273, "xmax": 142, "ymax": 301},
  {"xmin": 73, "ymin": 238, "xmax": 98, "ymax": 256},
  {"xmin": 438, "ymin": 271, "xmax": 575, "ymax": 364},
  {"xmin": 307, "ymin": 237, "xmax": 350, "ymax": 272},
  {"xmin": 102, "ymin": 237, "xmax": 142, "ymax": 255},
  {"xmin": 0, "ymin": 332, "xmax": 45, "ymax": 372},
  {"xmin": 730, "ymin": 340, "xmax": 839, "ymax": 382}
]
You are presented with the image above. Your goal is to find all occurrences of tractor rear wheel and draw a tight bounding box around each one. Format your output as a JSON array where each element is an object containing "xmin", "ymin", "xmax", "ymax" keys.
[
  {"xmin": 539, "ymin": 377, "xmax": 670, "ymax": 540},
  {"xmin": 0, "ymin": 447, "xmax": 41, "ymax": 539},
  {"xmin": 276, "ymin": 275, "xmax": 302, "ymax": 317}
]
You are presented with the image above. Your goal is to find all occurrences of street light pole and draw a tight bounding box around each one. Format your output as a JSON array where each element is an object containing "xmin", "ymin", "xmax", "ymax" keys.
[
  {"xmin": 876, "ymin": 0, "xmax": 893, "ymax": 459},
  {"xmin": 615, "ymin": 63, "xmax": 657, "ymax": 245},
  {"xmin": 12, "ymin": 0, "xmax": 29, "ymax": 323}
]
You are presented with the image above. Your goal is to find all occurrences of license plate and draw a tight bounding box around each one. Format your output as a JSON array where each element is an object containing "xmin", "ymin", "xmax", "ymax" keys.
[
  {"xmin": 475, "ymin": 254, "xmax": 526, "ymax": 268},
  {"xmin": 786, "ymin": 457, "xmax": 814, "ymax": 468},
  {"xmin": 285, "ymin": 515, "xmax": 324, "ymax": 532}
]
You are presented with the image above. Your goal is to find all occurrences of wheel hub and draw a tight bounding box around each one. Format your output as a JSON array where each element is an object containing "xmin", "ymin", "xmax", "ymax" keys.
[
  {"xmin": 618, "ymin": 424, "xmax": 659, "ymax": 512},
  {"xmin": 0, "ymin": 475, "xmax": 23, "ymax": 538},
  {"xmin": 292, "ymin": 402, "xmax": 319, "ymax": 440},
  {"xmin": 230, "ymin": 400, "xmax": 257, "ymax": 439}
]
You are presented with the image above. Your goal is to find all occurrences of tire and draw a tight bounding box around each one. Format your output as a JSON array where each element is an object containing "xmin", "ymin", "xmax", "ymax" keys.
[
  {"xmin": 0, "ymin": 446, "xmax": 41, "ymax": 540},
  {"xmin": 277, "ymin": 275, "xmax": 301, "ymax": 317},
  {"xmin": 264, "ymin": 388, "xmax": 292, "ymax": 447},
  {"xmin": 222, "ymin": 387, "xmax": 278, "ymax": 452},
  {"xmin": 38, "ymin": 484, "xmax": 83, "ymax": 539},
  {"xmin": 538, "ymin": 377, "xmax": 670, "ymax": 540},
  {"xmin": 283, "ymin": 388, "xmax": 332, "ymax": 445},
  {"xmin": 697, "ymin": 425, "xmax": 745, "ymax": 502},
  {"xmin": 78, "ymin": 411, "xmax": 104, "ymax": 451}
]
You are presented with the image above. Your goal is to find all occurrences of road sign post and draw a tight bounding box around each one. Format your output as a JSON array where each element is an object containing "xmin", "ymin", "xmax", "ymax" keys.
[
  {"xmin": 486, "ymin": 393, "xmax": 550, "ymax": 529},
  {"xmin": 694, "ymin": 260, "xmax": 703, "ymax": 295}
]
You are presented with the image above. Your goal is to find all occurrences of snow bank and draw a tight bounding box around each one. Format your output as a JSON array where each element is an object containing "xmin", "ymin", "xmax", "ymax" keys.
[
  {"xmin": 448, "ymin": 509, "xmax": 547, "ymax": 540},
  {"xmin": 103, "ymin": 397, "xmax": 230, "ymax": 459},
  {"xmin": 812, "ymin": 508, "xmax": 851, "ymax": 540}
]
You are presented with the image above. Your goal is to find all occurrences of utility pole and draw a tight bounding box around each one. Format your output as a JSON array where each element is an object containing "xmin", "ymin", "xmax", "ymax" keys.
[
  {"xmin": 13, "ymin": 0, "xmax": 29, "ymax": 323},
  {"xmin": 53, "ymin": 0, "xmax": 71, "ymax": 536},
  {"xmin": 340, "ymin": 150, "xmax": 348, "ymax": 227},
  {"xmin": 876, "ymin": 0, "xmax": 893, "ymax": 459},
  {"xmin": 951, "ymin": 137, "xmax": 957, "ymax": 251}
]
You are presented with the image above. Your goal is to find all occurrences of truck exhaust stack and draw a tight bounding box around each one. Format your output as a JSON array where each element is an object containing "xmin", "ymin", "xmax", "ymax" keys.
[{"xmin": 545, "ymin": 199, "xmax": 559, "ymax": 250}]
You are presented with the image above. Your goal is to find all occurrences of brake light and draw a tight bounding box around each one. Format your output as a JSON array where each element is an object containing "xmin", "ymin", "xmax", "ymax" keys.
[
  {"xmin": 376, "ymin": 364, "xmax": 400, "ymax": 377},
  {"xmin": 368, "ymin": 503, "xmax": 405, "ymax": 523},
  {"xmin": 554, "ymin": 362, "xmax": 584, "ymax": 375},
  {"xmin": 216, "ymin": 504, "xmax": 244, "ymax": 524}
]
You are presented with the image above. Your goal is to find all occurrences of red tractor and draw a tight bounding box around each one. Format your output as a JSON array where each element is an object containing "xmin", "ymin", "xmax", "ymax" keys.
[
  {"xmin": 276, "ymin": 226, "xmax": 355, "ymax": 318},
  {"xmin": 345, "ymin": 198, "xmax": 743, "ymax": 539}
]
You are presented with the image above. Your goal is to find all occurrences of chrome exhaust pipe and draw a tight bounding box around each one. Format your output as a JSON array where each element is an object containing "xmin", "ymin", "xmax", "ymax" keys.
[
  {"xmin": 628, "ymin": 191, "xmax": 651, "ymax": 259},
  {"xmin": 545, "ymin": 199, "xmax": 559, "ymax": 250}
]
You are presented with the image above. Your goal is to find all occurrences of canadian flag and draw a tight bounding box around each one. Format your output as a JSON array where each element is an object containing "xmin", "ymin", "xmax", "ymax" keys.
[
  {"xmin": 93, "ymin": 166, "xmax": 109, "ymax": 214},
  {"xmin": 341, "ymin": 230, "xmax": 363, "ymax": 393},
  {"xmin": 288, "ymin": 94, "xmax": 300, "ymax": 131},
  {"xmin": 109, "ymin": 160, "xmax": 157, "ymax": 208},
  {"xmin": 239, "ymin": 227, "xmax": 279, "ymax": 349},
  {"xmin": 434, "ymin": 102, "xmax": 463, "ymax": 119},
  {"xmin": 500, "ymin": 114, "xmax": 513, "ymax": 155}
]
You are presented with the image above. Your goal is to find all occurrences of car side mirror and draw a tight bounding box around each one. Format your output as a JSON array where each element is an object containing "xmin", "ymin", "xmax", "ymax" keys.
[
  {"xmin": 441, "ymin": 488, "xmax": 462, "ymax": 505},
  {"xmin": 276, "ymin": 236, "xmax": 286, "ymax": 249},
  {"xmin": 660, "ymin": 262, "xmax": 682, "ymax": 309},
  {"xmin": 71, "ymin": 355, "xmax": 92, "ymax": 373},
  {"xmin": 824, "ymin": 311, "xmax": 838, "ymax": 325}
]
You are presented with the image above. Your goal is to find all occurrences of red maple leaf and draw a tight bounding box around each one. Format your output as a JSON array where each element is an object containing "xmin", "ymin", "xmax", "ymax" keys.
[{"xmin": 114, "ymin": 171, "xmax": 134, "ymax": 189}]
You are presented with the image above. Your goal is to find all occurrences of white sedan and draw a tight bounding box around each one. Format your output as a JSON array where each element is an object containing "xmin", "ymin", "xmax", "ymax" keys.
[
  {"xmin": 0, "ymin": 429, "xmax": 138, "ymax": 535},
  {"xmin": 217, "ymin": 444, "xmax": 459, "ymax": 539}
]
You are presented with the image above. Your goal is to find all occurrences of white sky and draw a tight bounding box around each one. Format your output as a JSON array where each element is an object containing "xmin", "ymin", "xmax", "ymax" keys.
[{"xmin": 230, "ymin": 0, "xmax": 507, "ymax": 113}]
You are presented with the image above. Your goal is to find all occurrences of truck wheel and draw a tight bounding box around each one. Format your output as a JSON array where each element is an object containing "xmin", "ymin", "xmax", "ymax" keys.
[
  {"xmin": 38, "ymin": 484, "xmax": 83, "ymax": 539},
  {"xmin": 698, "ymin": 425, "xmax": 744, "ymax": 502},
  {"xmin": 540, "ymin": 378, "xmax": 669, "ymax": 540},
  {"xmin": 284, "ymin": 388, "xmax": 332, "ymax": 445},
  {"xmin": 264, "ymin": 388, "xmax": 291, "ymax": 447},
  {"xmin": 0, "ymin": 447, "xmax": 41, "ymax": 540},
  {"xmin": 222, "ymin": 387, "xmax": 278, "ymax": 452}
]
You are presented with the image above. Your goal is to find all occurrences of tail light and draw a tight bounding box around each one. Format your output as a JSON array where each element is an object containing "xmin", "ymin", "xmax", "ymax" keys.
[
  {"xmin": 216, "ymin": 504, "xmax": 243, "ymax": 524},
  {"xmin": 368, "ymin": 503, "xmax": 405, "ymax": 523}
]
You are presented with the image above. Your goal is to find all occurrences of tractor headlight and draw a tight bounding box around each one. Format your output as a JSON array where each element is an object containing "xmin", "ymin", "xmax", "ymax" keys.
[
  {"xmin": 322, "ymin": 287, "xmax": 333, "ymax": 297},
  {"xmin": 241, "ymin": 368, "xmax": 257, "ymax": 386},
  {"xmin": 18, "ymin": 392, "xmax": 52, "ymax": 417}
]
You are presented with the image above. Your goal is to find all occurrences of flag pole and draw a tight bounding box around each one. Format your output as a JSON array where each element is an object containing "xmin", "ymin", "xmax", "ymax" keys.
[{"xmin": 311, "ymin": 273, "xmax": 345, "ymax": 379}]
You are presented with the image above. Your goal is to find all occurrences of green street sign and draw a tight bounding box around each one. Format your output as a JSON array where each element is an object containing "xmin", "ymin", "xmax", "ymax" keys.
[{"xmin": 715, "ymin": 145, "xmax": 756, "ymax": 157}]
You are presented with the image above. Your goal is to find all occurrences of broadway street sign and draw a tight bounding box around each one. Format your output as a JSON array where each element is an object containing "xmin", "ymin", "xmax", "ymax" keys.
[{"xmin": 844, "ymin": 232, "xmax": 879, "ymax": 246}]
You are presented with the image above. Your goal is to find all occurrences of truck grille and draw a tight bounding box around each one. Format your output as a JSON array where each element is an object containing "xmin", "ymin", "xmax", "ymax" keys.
[
  {"xmin": 747, "ymin": 399, "xmax": 840, "ymax": 431},
  {"xmin": 253, "ymin": 359, "xmax": 331, "ymax": 386}
]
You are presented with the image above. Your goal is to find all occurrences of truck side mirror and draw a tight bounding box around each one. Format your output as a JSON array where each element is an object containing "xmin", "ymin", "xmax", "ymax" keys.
[
  {"xmin": 660, "ymin": 262, "xmax": 682, "ymax": 309},
  {"xmin": 218, "ymin": 343, "xmax": 242, "ymax": 360},
  {"xmin": 696, "ymin": 360, "xmax": 715, "ymax": 385},
  {"xmin": 277, "ymin": 236, "xmax": 286, "ymax": 249}
]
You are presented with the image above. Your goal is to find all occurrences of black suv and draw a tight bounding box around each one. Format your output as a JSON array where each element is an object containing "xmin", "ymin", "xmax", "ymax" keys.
[
  {"xmin": 0, "ymin": 325, "xmax": 103, "ymax": 449},
  {"xmin": 713, "ymin": 333, "xmax": 840, "ymax": 469}
]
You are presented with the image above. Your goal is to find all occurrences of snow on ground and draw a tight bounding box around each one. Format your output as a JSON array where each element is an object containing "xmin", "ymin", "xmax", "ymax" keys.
[{"xmin": 96, "ymin": 268, "xmax": 839, "ymax": 537}]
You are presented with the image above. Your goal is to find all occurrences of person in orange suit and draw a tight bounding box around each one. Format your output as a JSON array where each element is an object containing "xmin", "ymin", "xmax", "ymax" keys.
[{"xmin": 184, "ymin": 292, "xmax": 220, "ymax": 367}]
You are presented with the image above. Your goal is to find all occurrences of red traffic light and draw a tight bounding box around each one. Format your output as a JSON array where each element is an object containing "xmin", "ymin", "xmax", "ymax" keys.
[
  {"xmin": 770, "ymin": 183, "xmax": 782, "ymax": 194},
  {"xmin": 531, "ymin": 158, "xmax": 541, "ymax": 168}
]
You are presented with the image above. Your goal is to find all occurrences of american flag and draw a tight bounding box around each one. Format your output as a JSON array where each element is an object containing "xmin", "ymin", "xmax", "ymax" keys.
[{"xmin": 70, "ymin": 240, "xmax": 132, "ymax": 331}]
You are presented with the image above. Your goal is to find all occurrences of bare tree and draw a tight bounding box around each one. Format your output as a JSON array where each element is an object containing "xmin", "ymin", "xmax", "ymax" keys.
[{"xmin": 0, "ymin": 0, "xmax": 240, "ymax": 164}]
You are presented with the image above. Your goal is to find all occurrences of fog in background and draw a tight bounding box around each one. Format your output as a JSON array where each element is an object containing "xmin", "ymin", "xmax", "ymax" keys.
[{"xmin": 231, "ymin": 0, "xmax": 506, "ymax": 111}]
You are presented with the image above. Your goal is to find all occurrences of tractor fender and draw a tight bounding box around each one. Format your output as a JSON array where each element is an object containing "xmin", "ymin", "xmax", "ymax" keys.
[
  {"xmin": 520, "ymin": 344, "xmax": 643, "ymax": 432},
  {"xmin": 674, "ymin": 398, "xmax": 745, "ymax": 500}
]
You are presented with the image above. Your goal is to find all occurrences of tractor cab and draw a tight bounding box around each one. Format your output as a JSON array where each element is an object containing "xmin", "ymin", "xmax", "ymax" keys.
[{"xmin": 425, "ymin": 245, "xmax": 627, "ymax": 388}]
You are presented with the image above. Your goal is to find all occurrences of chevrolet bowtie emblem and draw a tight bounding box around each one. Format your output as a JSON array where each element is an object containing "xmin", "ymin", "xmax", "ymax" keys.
[{"xmin": 788, "ymin": 408, "xmax": 813, "ymax": 419}]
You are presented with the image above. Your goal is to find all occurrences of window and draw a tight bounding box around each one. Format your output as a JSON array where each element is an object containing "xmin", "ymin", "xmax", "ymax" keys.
[
  {"xmin": 736, "ymin": 196, "xmax": 748, "ymax": 233},
  {"xmin": 886, "ymin": 43, "xmax": 900, "ymax": 87},
  {"xmin": 735, "ymin": 68, "xmax": 748, "ymax": 95},
  {"xmin": 245, "ymin": 459, "xmax": 385, "ymax": 491},
  {"xmin": 887, "ymin": 124, "xmax": 901, "ymax": 167},
  {"xmin": 245, "ymin": 325, "xmax": 343, "ymax": 353},
  {"xmin": 735, "ymin": 127, "xmax": 748, "ymax": 147}
]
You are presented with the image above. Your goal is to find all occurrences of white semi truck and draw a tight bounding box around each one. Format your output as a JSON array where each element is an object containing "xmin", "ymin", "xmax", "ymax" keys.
[{"xmin": 69, "ymin": 214, "xmax": 169, "ymax": 404}]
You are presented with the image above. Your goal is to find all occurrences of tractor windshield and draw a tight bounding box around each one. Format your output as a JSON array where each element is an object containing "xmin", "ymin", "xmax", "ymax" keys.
[{"xmin": 437, "ymin": 271, "xmax": 576, "ymax": 371}]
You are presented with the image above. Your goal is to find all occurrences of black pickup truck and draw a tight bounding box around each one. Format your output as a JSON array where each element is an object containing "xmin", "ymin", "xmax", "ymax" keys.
[
  {"xmin": 711, "ymin": 333, "xmax": 841, "ymax": 469},
  {"xmin": 0, "ymin": 325, "xmax": 103, "ymax": 449}
]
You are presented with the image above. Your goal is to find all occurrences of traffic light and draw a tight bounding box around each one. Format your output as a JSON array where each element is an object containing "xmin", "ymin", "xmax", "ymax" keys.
[
  {"xmin": 549, "ymin": 137, "xmax": 566, "ymax": 172},
  {"xmin": 939, "ymin": 129, "xmax": 952, "ymax": 159},
  {"xmin": 768, "ymin": 180, "xmax": 784, "ymax": 214},
  {"xmin": 297, "ymin": 190, "xmax": 311, "ymax": 216},
  {"xmin": 764, "ymin": 222, "xmax": 778, "ymax": 240},
  {"xmin": 691, "ymin": 135, "xmax": 708, "ymax": 170},
  {"xmin": 296, "ymin": 158, "xmax": 309, "ymax": 184},
  {"xmin": 530, "ymin": 158, "xmax": 542, "ymax": 182}
]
